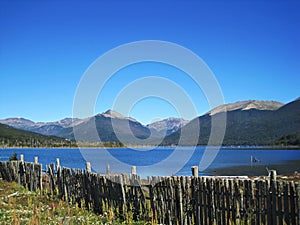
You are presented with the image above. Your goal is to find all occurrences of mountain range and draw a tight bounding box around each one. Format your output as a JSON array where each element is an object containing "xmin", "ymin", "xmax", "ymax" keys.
[
  {"xmin": 0, "ymin": 110, "xmax": 188, "ymax": 144},
  {"xmin": 163, "ymin": 99, "xmax": 300, "ymax": 145},
  {"xmin": 1, "ymin": 98, "xmax": 299, "ymax": 146},
  {"xmin": 0, "ymin": 123, "xmax": 75, "ymax": 147},
  {"xmin": 147, "ymin": 118, "xmax": 189, "ymax": 135}
]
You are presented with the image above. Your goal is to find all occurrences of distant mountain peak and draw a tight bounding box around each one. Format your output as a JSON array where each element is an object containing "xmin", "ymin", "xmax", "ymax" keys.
[
  {"xmin": 48, "ymin": 117, "xmax": 82, "ymax": 128},
  {"xmin": 100, "ymin": 109, "xmax": 137, "ymax": 122},
  {"xmin": 0, "ymin": 117, "xmax": 35, "ymax": 129},
  {"xmin": 147, "ymin": 117, "xmax": 189, "ymax": 135},
  {"xmin": 207, "ymin": 100, "xmax": 284, "ymax": 116},
  {"xmin": 1, "ymin": 117, "xmax": 34, "ymax": 123},
  {"xmin": 102, "ymin": 110, "xmax": 125, "ymax": 119}
]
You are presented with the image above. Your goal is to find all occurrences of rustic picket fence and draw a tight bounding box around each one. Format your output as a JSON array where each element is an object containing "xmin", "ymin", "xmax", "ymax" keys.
[
  {"xmin": 0, "ymin": 159, "xmax": 42, "ymax": 191},
  {"xmin": 0, "ymin": 158, "xmax": 299, "ymax": 225}
]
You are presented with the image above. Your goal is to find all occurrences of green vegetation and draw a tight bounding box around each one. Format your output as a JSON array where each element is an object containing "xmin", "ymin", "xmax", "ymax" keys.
[
  {"xmin": 76, "ymin": 141, "xmax": 125, "ymax": 148},
  {"xmin": 0, "ymin": 180, "xmax": 104, "ymax": 224},
  {"xmin": 0, "ymin": 123, "xmax": 128, "ymax": 148},
  {"xmin": 0, "ymin": 180, "xmax": 150, "ymax": 224},
  {"xmin": 275, "ymin": 132, "xmax": 300, "ymax": 146},
  {"xmin": 8, "ymin": 152, "xmax": 18, "ymax": 161},
  {"xmin": 0, "ymin": 123, "xmax": 78, "ymax": 148}
]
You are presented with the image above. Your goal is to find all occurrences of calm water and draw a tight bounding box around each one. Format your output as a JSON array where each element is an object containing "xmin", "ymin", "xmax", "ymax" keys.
[{"xmin": 0, "ymin": 147, "xmax": 299, "ymax": 177}]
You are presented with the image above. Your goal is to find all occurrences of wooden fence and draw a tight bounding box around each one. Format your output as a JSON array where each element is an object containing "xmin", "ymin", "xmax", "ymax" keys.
[
  {"xmin": 0, "ymin": 160, "xmax": 42, "ymax": 191},
  {"xmin": 0, "ymin": 158, "xmax": 299, "ymax": 225}
]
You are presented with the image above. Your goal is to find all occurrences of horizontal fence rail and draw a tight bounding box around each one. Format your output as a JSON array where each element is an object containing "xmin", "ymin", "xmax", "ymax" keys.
[{"xmin": 0, "ymin": 158, "xmax": 299, "ymax": 225}]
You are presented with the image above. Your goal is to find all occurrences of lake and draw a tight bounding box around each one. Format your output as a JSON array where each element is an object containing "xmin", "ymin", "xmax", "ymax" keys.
[{"xmin": 0, "ymin": 147, "xmax": 299, "ymax": 177}]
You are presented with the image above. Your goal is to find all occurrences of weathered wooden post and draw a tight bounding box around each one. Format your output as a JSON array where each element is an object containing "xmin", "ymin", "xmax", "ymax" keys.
[
  {"xmin": 34, "ymin": 156, "xmax": 38, "ymax": 164},
  {"xmin": 56, "ymin": 158, "xmax": 60, "ymax": 171},
  {"xmin": 191, "ymin": 166, "xmax": 198, "ymax": 177},
  {"xmin": 131, "ymin": 166, "xmax": 136, "ymax": 175},
  {"xmin": 18, "ymin": 154, "xmax": 25, "ymax": 186},
  {"xmin": 39, "ymin": 163, "xmax": 43, "ymax": 191},
  {"xmin": 270, "ymin": 170, "xmax": 277, "ymax": 183},
  {"xmin": 269, "ymin": 170, "xmax": 277, "ymax": 224},
  {"xmin": 297, "ymin": 184, "xmax": 300, "ymax": 225},
  {"xmin": 106, "ymin": 164, "xmax": 110, "ymax": 174},
  {"xmin": 86, "ymin": 162, "xmax": 91, "ymax": 173}
]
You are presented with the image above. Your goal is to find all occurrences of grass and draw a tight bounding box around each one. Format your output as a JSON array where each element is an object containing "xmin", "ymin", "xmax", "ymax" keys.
[{"xmin": 0, "ymin": 180, "xmax": 150, "ymax": 225}]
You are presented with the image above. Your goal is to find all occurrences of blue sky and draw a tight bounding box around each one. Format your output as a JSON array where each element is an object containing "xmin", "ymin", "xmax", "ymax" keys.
[{"xmin": 1, "ymin": 0, "xmax": 299, "ymax": 124}]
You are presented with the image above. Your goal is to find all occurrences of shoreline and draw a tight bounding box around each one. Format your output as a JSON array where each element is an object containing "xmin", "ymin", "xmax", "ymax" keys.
[
  {"xmin": 1, "ymin": 145, "xmax": 300, "ymax": 150},
  {"xmin": 207, "ymin": 160, "xmax": 300, "ymax": 176}
]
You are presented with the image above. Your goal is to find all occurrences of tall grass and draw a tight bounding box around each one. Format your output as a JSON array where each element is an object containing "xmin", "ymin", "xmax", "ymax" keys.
[{"xmin": 0, "ymin": 180, "xmax": 150, "ymax": 224}]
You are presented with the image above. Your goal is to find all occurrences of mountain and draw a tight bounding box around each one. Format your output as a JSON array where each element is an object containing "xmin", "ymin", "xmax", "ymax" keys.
[
  {"xmin": 1, "ymin": 98, "xmax": 299, "ymax": 146},
  {"xmin": 0, "ymin": 118, "xmax": 35, "ymax": 130},
  {"xmin": 0, "ymin": 123, "xmax": 74, "ymax": 147},
  {"xmin": 0, "ymin": 117, "xmax": 83, "ymax": 136},
  {"xmin": 147, "ymin": 118, "xmax": 189, "ymax": 135},
  {"xmin": 37, "ymin": 118, "xmax": 83, "ymax": 128},
  {"xmin": 207, "ymin": 100, "xmax": 283, "ymax": 116},
  {"xmin": 162, "ymin": 99, "xmax": 300, "ymax": 146},
  {"xmin": 101, "ymin": 110, "xmax": 137, "ymax": 122},
  {"xmin": 0, "ymin": 111, "xmax": 186, "ymax": 143},
  {"xmin": 57, "ymin": 110, "xmax": 163, "ymax": 144}
]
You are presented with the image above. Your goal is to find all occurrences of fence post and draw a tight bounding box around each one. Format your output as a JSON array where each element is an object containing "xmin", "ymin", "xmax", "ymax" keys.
[
  {"xmin": 18, "ymin": 154, "xmax": 24, "ymax": 186},
  {"xmin": 39, "ymin": 163, "xmax": 43, "ymax": 191},
  {"xmin": 269, "ymin": 170, "xmax": 277, "ymax": 224},
  {"xmin": 56, "ymin": 158, "xmax": 60, "ymax": 171},
  {"xmin": 106, "ymin": 164, "xmax": 110, "ymax": 174},
  {"xmin": 270, "ymin": 170, "xmax": 277, "ymax": 184},
  {"xmin": 86, "ymin": 162, "xmax": 91, "ymax": 173},
  {"xmin": 191, "ymin": 166, "xmax": 198, "ymax": 177},
  {"xmin": 34, "ymin": 156, "xmax": 38, "ymax": 164},
  {"xmin": 297, "ymin": 184, "xmax": 300, "ymax": 225},
  {"xmin": 131, "ymin": 166, "xmax": 136, "ymax": 175},
  {"xmin": 20, "ymin": 154, "xmax": 24, "ymax": 163}
]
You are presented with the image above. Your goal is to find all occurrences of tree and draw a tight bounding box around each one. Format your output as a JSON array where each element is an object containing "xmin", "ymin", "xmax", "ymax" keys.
[{"xmin": 9, "ymin": 152, "xmax": 18, "ymax": 161}]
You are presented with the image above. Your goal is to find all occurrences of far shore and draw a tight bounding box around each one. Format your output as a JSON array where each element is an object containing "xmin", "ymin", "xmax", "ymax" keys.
[
  {"xmin": 207, "ymin": 160, "xmax": 300, "ymax": 176},
  {"xmin": 1, "ymin": 145, "xmax": 300, "ymax": 150}
]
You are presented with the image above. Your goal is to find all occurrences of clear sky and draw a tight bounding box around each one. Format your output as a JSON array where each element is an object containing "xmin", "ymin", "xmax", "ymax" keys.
[{"xmin": 1, "ymin": 0, "xmax": 299, "ymax": 124}]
